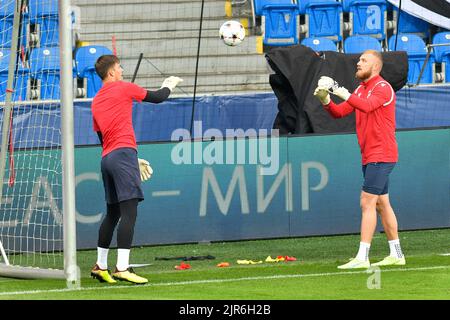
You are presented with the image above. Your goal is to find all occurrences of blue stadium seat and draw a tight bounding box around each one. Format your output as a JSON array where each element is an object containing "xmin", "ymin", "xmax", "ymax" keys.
[
  {"xmin": 341, "ymin": 0, "xmax": 353, "ymax": 12},
  {"xmin": 388, "ymin": 34, "xmax": 427, "ymax": 54},
  {"xmin": 342, "ymin": 0, "xmax": 388, "ymax": 11},
  {"xmin": 305, "ymin": 0, "xmax": 343, "ymax": 42},
  {"xmin": 0, "ymin": 1, "xmax": 29, "ymax": 48},
  {"xmin": 30, "ymin": 47, "xmax": 61, "ymax": 100},
  {"xmin": 389, "ymin": 34, "xmax": 435, "ymax": 84},
  {"xmin": 0, "ymin": 49, "xmax": 29, "ymax": 101},
  {"xmin": 262, "ymin": 4, "xmax": 300, "ymax": 46},
  {"xmin": 254, "ymin": 0, "xmax": 294, "ymax": 16},
  {"xmin": 392, "ymin": 7, "xmax": 430, "ymax": 39},
  {"xmin": 299, "ymin": 0, "xmax": 341, "ymax": 14},
  {"xmin": 432, "ymin": 32, "xmax": 450, "ymax": 63},
  {"xmin": 346, "ymin": 0, "xmax": 387, "ymax": 39},
  {"xmin": 301, "ymin": 36, "xmax": 337, "ymax": 51},
  {"xmin": 298, "ymin": 0, "xmax": 309, "ymax": 14},
  {"xmin": 344, "ymin": 35, "xmax": 382, "ymax": 53},
  {"xmin": 28, "ymin": 0, "xmax": 59, "ymax": 47},
  {"xmin": 75, "ymin": 45, "xmax": 113, "ymax": 98}
]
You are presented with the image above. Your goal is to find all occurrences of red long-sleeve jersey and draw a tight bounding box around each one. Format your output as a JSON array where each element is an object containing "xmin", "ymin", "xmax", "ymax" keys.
[
  {"xmin": 323, "ymin": 75, "xmax": 398, "ymax": 165},
  {"xmin": 92, "ymin": 81, "xmax": 147, "ymax": 157}
]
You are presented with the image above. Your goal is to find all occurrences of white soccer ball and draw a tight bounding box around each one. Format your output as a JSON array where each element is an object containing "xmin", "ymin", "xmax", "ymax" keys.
[{"xmin": 219, "ymin": 20, "xmax": 245, "ymax": 46}]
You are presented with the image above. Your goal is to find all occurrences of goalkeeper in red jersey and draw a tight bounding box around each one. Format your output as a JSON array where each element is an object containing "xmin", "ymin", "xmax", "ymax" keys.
[
  {"xmin": 314, "ymin": 50, "xmax": 405, "ymax": 269},
  {"xmin": 90, "ymin": 55, "xmax": 182, "ymax": 284}
]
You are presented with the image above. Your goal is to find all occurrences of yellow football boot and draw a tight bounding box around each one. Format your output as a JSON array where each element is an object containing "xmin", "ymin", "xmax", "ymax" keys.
[
  {"xmin": 91, "ymin": 264, "xmax": 117, "ymax": 284},
  {"xmin": 337, "ymin": 257, "xmax": 370, "ymax": 269},
  {"xmin": 112, "ymin": 267, "xmax": 148, "ymax": 284},
  {"xmin": 372, "ymin": 256, "xmax": 406, "ymax": 267}
]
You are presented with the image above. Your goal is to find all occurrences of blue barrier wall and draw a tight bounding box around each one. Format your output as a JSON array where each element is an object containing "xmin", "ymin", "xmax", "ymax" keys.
[
  {"xmin": 73, "ymin": 128, "xmax": 450, "ymax": 249},
  {"xmin": 74, "ymin": 93, "xmax": 279, "ymax": 145},
  {"xmin": 2, "ymin": 86, "xmax": 450, "ymax": 147},
  {"xmin": 81, "ymin": 86, "xmax": 450, "ymax": 143},
  {"xmin": 395, "ymin": 86, "xmax": 450, "ymax": 128}
]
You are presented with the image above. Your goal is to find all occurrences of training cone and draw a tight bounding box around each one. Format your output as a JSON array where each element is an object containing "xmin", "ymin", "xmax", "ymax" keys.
[
  {"xmin": 217, "ymin": 262, "xmax": 230, "ymax": 267},
  {"xmin": 265, "ymin": 256, "xmax": 278, "ymax": 263},
  {"xmin": 284, "ymin": 256, "xmax": 297, "ymax": 261},
  {"xmin": 175, "ymin": 262, "xmax": 191, "ymax": 270},
  {"xmin": 237, "ymin": 259, "xmax": 262, "ymax": 265}
]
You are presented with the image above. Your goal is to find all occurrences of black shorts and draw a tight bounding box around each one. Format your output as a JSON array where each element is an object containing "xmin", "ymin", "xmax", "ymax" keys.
[
  {"xmin": 101, "ymin": 147, "xmax": 144, "ymax": 204},
  {"xmin": 362, "ymin": 162, "xmax": 396, "ymax": 195}
]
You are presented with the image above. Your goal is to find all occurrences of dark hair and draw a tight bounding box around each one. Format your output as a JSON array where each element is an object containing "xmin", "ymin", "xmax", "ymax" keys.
[{"xmin": 95, "ymin": 55, "xmax": 120, "ymax": 80}]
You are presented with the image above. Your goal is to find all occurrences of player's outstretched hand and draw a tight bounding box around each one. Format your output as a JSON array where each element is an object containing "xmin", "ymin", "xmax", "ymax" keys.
[
  {"xmin": 138, "ymin": 158, "xmax": 153, "ymax": 182},
  {"xmin": 330, "ymin": 86, "xmax": 351, "ymax": 101},
  {"xmin": 313, "ymin": 86, "xmax": 331, "ymax": 105},
  {"xmin": 161, "ymin": 76, "xmax": 183, "ymax": 92},
  {"xmin": 318, "ymin": 76, "xmax": 338, "ymax": 92}
]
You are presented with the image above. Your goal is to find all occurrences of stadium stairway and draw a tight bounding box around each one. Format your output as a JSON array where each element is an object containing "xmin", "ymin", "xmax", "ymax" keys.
[{"xmin": 72, "ymin": 0, "xmax": 272, "ymax": 96}]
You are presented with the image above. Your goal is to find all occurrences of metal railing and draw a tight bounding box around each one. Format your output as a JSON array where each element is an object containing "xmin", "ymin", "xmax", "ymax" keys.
[{"xmin": 415, "ymin": 42, "xmax": 450, "ymax": 87}]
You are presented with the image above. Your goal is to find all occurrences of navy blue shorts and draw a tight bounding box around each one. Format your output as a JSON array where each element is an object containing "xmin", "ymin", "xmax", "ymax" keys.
[
  {"xmin": 101, "ymin": 147, "xmax": 144, "ymax": 204},
  {"xmin": 362, "ymin": 162, "xmax": 396, "ymax": 195}
]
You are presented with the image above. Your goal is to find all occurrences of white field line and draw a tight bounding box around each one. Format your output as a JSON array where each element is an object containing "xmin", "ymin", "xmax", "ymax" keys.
[{"xmin": 0, "ymin": 265, "xmax": 449, "ymax": 297}]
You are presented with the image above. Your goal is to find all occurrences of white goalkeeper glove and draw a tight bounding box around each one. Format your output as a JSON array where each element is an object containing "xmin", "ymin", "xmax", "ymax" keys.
[
  {"xmin": 331, "ymin": 86, "xmax": 351, "ymax": 101},
  {"xmin": 138, "ymin": 158, "xmax": 153, "ymax": 182},
  {"xmin": 318, "ymin": 76, "xmax": 339, "ymax": 92},
  {"xmin": 318, "ymin": 76, "xmax": 352, "ymax": 101},
  {"xmin": 313, "ymin": 86, "xmax": 331, "ymax": 105},
  {"xmin": 161, "ymin": 76, "xmax": 183, "ymax": 92}
]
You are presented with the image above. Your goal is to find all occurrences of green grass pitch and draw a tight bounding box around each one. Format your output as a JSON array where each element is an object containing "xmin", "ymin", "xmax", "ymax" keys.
[{"xmin": 0, "ymin": 228, "xmax": 449, "ymax": 300}]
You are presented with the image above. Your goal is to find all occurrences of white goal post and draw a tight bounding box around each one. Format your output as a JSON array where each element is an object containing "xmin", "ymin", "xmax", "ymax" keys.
[
  {"xmin": 0, "ymin": 239, "xmax": 9, "ymax": 265},
  {"xmin": 0, "ymin": 0, "xmax": 79, "ymax": 288}
]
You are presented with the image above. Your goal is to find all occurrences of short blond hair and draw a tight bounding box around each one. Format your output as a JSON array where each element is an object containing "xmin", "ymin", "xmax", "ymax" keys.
[{"xmin": 363, "ymin": 49, "xmax": 383, "ymax": 69}]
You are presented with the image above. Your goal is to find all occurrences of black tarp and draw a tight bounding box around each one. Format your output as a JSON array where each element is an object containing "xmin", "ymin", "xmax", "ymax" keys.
[{"xmin": 266, "ymin": 45, "xmax": 408, "ymax": 134}]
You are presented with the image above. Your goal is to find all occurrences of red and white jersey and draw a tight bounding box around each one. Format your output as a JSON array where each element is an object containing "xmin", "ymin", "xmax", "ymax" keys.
[
  {"xmin": 323, "ymin": 75, "xmax": 398, "ymax": 165},
  {"xmin": 92, "ymin": 81, "xmax": 147, "ymax": 157}
]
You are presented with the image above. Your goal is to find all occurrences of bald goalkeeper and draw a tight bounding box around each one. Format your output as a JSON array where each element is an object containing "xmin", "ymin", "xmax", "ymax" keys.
[{"xmin": 313, "ymin": 50, "xmax": 406, "ymax": 269}]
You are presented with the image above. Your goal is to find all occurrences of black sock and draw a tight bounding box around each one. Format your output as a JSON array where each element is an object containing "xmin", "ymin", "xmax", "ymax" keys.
[
  {"xmin": 117, "ymin": 199, "xmax": 138, "ymax": 249},
  {"xmin": 97, "ymin": 203, "xmax": 121, "ymax": 248}
]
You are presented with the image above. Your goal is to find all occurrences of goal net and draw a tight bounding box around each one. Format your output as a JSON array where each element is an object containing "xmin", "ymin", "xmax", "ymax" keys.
[{"xmin": 0, "ymin": 0, "xmax": 78, "ymax": 286}]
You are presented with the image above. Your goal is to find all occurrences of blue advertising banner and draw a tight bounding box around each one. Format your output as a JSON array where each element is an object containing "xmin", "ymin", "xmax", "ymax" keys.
[{"xmin": 74, "ymin": 128, "xmax": 450, "ymax": 249}]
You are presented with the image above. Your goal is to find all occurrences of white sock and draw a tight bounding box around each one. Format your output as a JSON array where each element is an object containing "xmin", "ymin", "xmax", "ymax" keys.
[
  {"xmin": 96, "ymin": 247, "xmax": 109, "ymax": 270},
  {"xmin": 388, "ymin": 239, "xmax": 404, "ymax": 258},
  {"xmin": 116, "ymin": 248, "xmax": 130, "ymax": 271},
  {"xmin": 356, "ymin": 242, "xmax": 371, "ymax": 261}
]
